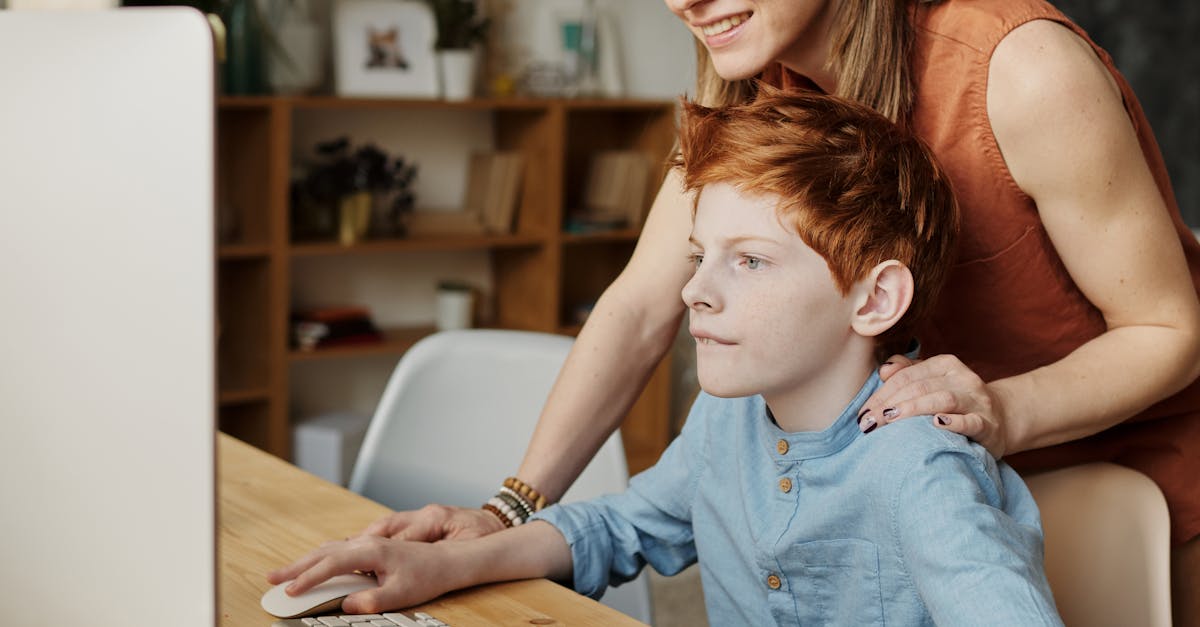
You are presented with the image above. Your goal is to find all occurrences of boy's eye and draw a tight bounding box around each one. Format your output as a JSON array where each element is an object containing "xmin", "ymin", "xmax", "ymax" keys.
[
  {"xmin": 688, "ymin": 253, "xmax": 703, "ymax": 268},
  {"xmin": 743, "ymin": 256, "xmax": 762, "ymax": 270}
]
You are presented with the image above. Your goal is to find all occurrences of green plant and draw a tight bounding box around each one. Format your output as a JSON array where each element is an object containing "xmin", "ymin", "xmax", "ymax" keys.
[{"xmin": 427, "ymin": 0, "xmax": 490, "ymax": 50}]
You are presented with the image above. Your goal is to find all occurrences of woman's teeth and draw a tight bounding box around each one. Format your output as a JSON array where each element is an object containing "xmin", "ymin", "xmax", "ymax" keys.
[{"xmin": 701, "ymin": 13, "xmax": 750, "ymax": 37}]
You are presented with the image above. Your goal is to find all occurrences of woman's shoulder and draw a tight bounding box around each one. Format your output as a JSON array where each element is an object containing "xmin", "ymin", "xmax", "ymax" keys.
[{"xmin": 916, "ymin": 0, "xmax": 1073, "ymax": 56}]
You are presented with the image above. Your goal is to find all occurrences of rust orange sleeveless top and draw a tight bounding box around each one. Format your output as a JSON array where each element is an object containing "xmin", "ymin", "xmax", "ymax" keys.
[{"xmin": 769, "ymin": 0, "xmax": 1200, "ymax": 543}]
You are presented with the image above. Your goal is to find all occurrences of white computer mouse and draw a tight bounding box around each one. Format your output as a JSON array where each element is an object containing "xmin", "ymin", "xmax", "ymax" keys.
[{"xmin": 260, "ymin": 573, "xmax": 378, "ymax": 618}]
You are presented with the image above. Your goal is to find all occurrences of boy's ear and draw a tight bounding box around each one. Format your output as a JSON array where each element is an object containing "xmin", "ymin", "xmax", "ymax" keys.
[{"xmin": 849, "ymin": 260, "xmax": 914, "ymax": 338}]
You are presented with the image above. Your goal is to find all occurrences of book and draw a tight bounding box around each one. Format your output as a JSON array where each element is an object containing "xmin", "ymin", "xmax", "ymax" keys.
[
  {"xmin": 465, "ymin": 151, "xmax": 525, "ymax": 235},
  {"xmin": 581, "ymin": 150, "xmax": 653, "ymax": 229}
]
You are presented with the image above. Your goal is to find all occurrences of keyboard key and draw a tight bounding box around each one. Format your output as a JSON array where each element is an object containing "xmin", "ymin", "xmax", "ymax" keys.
[
  {"xmin": 340, "ymin": 616, "xmax": 384, "ymax": 622},
  {"xmin": 318, "ymin": 618, "xmax": 350, "ymax": 626},
  {"xmin": 382, "ymin": 613, "xmax": 424, "ymax": 627}
]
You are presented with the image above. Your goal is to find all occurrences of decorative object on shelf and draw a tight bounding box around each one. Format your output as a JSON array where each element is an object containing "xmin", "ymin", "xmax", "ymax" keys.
[
  {"xmin": 291, "ymin": 305, "xmax": 383, "ymax": 351},
  {"xmin": 427, "ymin": 0, "xmax": 490, "ymax": 100},
  {"xmin": 333, "ymin": 0, "xmax": 439, "ymax": 98},
  {"xmin": 557, "ymin": 0, "xmax": 599, "ymax": 97},
  {"xmin": 221, "ymin": 0, "xmax": 268, "ymax": 94},
  {"xmin": 265, "ymin": 0, "xmax": 324, "ymax": 95},
  {"xmin": 290, "ymin": 136, "xmax": 419, "ymax": 244},
  {"xmin": 435, "ymin": 280, "xmax": 475, "ymax": 331}
]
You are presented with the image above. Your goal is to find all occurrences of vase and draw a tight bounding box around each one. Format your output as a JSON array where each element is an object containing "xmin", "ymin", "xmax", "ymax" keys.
[
  {"xmin": 266, "ymin": 0, "xmax": 324, "ymax": 95},
  {"xmin": 438, "ymin": 49, "xmax": 478, "ymax": 101},
  {"xmin": 222, "ymin": 0, "xmax": 267, "ymax": 95},
  {"xmin": 338, "ymin": 191, "xmax": 371, "ymax": 246}
]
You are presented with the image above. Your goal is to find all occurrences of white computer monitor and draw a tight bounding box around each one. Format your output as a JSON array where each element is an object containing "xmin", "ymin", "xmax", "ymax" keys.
[{"xmin": 0, "ymin": 7, "xmax": 216, "ymax": 624}]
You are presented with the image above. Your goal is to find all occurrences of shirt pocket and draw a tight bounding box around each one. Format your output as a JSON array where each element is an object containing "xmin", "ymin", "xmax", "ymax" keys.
[{"xmin": 786, "ymin": 539, "xmax": 884, "ymax": 626}]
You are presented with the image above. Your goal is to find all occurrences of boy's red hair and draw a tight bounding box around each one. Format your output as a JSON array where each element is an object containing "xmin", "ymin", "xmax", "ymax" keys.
[{"xmin": 675, "ymin": 85, "xmax": 959, "ymax": 358}]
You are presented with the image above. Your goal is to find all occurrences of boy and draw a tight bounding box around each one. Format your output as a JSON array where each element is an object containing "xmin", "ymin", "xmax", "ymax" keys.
[{"xmin": 271, "ymin": 88, "xmax": 1063, "ymax": 625}]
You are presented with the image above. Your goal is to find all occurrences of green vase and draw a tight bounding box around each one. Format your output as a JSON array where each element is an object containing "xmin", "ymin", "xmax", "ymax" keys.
[{"xmin": 222, "ymin": 0, "xmax": 267, "ymax": 95}]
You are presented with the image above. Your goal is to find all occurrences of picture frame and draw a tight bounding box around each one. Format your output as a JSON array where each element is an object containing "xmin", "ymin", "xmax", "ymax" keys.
[{"xmin": 333, "ymin": 0, "xmax": 439, "ymax": 98}]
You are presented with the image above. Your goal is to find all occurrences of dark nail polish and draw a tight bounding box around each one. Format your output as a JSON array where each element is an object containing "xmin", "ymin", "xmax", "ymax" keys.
[
  {"xmin": 863, "ymin": 420, "xmax": 878, "ymax": 434},
  {"xmin": 857, "ymin": 408, "xmax": 870, "ymax": 424},
  {"xmin": 883, "ymin": 361, "xmax": 895, "ymax": 366},
  {"xmin": 882, "ymin": 407, "xmax": 898, "ymax": 419},
  {"xmin": 936, "ymin": 414, "xmax": 951, "ymax": 426}
]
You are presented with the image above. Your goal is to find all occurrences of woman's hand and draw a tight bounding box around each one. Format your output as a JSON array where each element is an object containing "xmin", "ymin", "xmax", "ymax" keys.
[
  {"xmin": 266, "ymin": 535, "xmax": 460, "ymax": 614},
  {"xmin": 859, "ymin": 354, "xmax": 1011, "ymax": 458},
  {"xmin": 359, "ymin": 504, "xmax": 506, "ymax": 542}
]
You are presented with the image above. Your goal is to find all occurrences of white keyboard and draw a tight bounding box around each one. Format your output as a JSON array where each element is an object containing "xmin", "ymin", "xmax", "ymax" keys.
[{"xmin": 272, "ymin": 611, "xmax": 451, "ymax": 627}]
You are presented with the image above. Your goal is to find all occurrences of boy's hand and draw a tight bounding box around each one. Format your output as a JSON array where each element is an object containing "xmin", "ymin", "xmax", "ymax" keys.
[
  {"xmin": 859, "ymin": 354, "xmax": 1010, "ymax": 458},
  {"xmin": 266, "ymin": 535, "xmax": 461, "ymax": 614},
  {"xmin": 360, "ymin": 504, "xmax": 507, "ymax": 542}
]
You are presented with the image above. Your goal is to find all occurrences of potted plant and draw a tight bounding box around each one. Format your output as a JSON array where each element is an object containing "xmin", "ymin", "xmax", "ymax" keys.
[
  {"xmin": 291, "ymin": 137, "xmax": 418, "ymax": 244},
  {"xmin": 426, "ymin": 0, "xmax": 490, "ymax": 100}
]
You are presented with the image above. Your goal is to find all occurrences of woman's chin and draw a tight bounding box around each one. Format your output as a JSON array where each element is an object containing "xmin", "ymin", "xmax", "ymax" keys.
[{"xmin": 709, "ymin": 54, "xmax": 771, "ymax": 82}]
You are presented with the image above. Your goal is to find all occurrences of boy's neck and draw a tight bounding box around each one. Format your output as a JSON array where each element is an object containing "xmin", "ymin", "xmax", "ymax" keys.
[{"xmin": 763, "ymin": 345, "xmax": 877, "ymax": 433}]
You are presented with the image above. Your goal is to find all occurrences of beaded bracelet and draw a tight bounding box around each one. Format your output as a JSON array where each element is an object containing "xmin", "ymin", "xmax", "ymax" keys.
[
  {"xmin": 486, "ymin": 496, "xmax": 524, "ymax": 526},
  {"xmin": 481, "ymin": 502, "xmax": 514, "ymax": 528},
  {"xmin": 498, "ymin": 486, "xmax": 535, "ymax": 519},
  {"xmin": 503, "ymin": 476, "xmax": 548, "ymax": 511}
]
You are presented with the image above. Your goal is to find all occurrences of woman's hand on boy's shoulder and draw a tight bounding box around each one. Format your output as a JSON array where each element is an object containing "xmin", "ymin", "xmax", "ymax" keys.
[
  {"xmin": 859, "ymin": 354, "xmax": 1010, "ymax": 459},
  {"xmin": 361, "ymin": 504, "xmax": 508, "ymax": 542}
]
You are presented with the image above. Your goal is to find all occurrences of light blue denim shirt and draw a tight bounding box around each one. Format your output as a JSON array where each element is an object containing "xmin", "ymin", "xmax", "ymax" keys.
[{"xmin": 532, "ymin": 372, "xmax": 1062, "ymax": 626}]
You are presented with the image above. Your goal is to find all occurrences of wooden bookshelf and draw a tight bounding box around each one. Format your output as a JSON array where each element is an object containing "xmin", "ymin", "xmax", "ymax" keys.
[{"xmin": 216, "ymin": 95, "xmax": 676, "ymax": 474}]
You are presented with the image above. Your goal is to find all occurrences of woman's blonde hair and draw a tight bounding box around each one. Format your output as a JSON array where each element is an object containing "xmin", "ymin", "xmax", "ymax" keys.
[{"xmin": 693, "ymin": 0, "xmax": 941, "ymax": 123}]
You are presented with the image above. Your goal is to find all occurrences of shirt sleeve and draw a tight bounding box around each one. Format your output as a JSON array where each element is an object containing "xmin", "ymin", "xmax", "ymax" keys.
[
  {"xmin": 530, "ymin": 398, "xmax": 711, "ymax": 599},
  {"xmin": 893, "ymin": 447, "xmax": 1063, "ymax": 626}
]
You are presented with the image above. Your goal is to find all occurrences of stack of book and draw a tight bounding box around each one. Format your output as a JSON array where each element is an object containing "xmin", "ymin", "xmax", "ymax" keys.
[
  {"xmin": 291, "ymin": 306, "xmax": 383, "ymax": 351},
  {"xmin": 578, "ymin": 150, "xmax": 653, "ymax": 230},
  {"xmin": 404, "ymin": 151, "xmax": 525, "ymax": 238}
]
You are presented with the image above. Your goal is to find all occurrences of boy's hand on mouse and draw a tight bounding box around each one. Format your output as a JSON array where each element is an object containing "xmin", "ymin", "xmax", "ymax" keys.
[
  {"xmin": 360, "ymin": 504, "xmax": 507, "ymax": 542},
  {"xmin": 266, "ymin": 535, "xmax": 464, "ymax": 614},
  {"xmin": 859, "ymin": 354, "xmax": 1010, "ymax": 459}
]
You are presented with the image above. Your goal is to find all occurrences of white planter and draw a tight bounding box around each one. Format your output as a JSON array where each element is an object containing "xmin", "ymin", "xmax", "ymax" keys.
[{"xmin": 438, "ymin": 48, "xmax": 478, "ymax": 101}]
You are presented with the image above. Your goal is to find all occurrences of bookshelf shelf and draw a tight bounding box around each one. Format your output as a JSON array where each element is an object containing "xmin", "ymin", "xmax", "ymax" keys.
[
  {"xmin": 218, "ymin": 387, "xmax": 272, "ymax": 406},
  {"xmin": 289, "ymin": 233, "xmax": 544, "ymax": 257},
  {"xmin": 216, "ymin": 95, "xmax": 676, "ymax": 474}
]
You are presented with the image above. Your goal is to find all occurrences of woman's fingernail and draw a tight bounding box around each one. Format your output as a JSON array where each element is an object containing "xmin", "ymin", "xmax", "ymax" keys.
[
  {"xmin": 936, "ymin": 414, "xmax": 951, "ymax": 426},
  {"xmin": 882, "ymin": 361, "xmax": 895, "ymax": 366},
  {"xmin": 881, "ymin": 407, "xmax": 898, "ymax": 420},
  {"xmin": 857, "ymin": 408, "xmax": 870, "ymax": 425},
  {"xmin": 860, "ymin": 416, "xmax": 877, "ymax": 434}
]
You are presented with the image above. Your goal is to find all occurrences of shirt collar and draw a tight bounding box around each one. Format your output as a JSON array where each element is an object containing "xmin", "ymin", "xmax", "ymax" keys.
[{"xmin": 760, "ymin": 370, "xmax": 882, "ymax": 462}]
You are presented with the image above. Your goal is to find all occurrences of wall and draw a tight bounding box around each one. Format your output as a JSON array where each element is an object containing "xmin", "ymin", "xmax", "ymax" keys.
[{"xmin": 1050, "ymin": 0, "xmax": 1200, "ymax": 225}]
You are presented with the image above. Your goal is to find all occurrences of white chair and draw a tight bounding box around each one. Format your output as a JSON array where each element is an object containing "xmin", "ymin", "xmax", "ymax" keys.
[
  {"xmin": 349, "ymin": 329, "xmax": 655, "ymax": 624},
  {"xmin": 1024, "ymin": 462, "xmax": 1172, "ymax": 627}
]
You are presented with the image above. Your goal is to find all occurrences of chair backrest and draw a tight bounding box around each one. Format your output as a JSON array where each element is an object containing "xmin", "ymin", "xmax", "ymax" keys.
[
  {"xmin": 1024, "ymin": 462, "xmax": 1172, "ymax": 627},
  {"xmin": 349, "ymin": 329, "xmax": 654, "ymax": 623}
]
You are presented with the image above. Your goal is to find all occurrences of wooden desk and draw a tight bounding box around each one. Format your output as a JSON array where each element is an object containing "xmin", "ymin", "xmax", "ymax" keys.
[{"xmin": 218, "ymin": 433, "xmax": 644, "ymax": 626}]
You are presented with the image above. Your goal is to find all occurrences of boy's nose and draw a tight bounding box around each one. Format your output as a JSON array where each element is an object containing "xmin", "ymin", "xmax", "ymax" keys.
[{"xmin": 682, "ymin": 271, "xmax": 717, "ymax": 311}]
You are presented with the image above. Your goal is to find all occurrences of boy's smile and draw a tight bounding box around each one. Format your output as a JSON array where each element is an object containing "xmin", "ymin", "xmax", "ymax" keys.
[{"xmin": 683, "ymin": 182, "xmax": 875, "ymax": 431}]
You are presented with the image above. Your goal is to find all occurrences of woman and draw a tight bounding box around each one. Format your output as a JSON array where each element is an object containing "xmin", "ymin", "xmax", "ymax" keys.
[{"xmin": 352, "ymin": 0, "xmax": 1200, "ymax": 621}]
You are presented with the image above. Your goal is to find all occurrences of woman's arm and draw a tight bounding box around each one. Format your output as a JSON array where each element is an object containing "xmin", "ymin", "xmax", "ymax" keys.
[
  {"xmin": 862, "ymin": 20, "xmax": 1200, "ymax": 457},
  {"xmin": 516, "ymin": 168, "xmax": 695, "ymax": 500}
]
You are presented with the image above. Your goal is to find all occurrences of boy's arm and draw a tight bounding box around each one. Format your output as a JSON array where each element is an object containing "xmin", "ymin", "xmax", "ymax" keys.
[
  {"xmin": 530, "ymin": 393, "xmax": 715, "ymax": 597},
  {"xmin": 894, "ymin": 448, "xmax": 1063, "ymax": 626},
  {"xmin": 267, "ymin": 522, "xmax": 572, "ymax": 615}
]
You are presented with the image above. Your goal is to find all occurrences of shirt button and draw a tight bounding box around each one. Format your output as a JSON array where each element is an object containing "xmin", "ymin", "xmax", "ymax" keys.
[
  {"xmin": 776, "ymin": 439, "xmax": 789, "ymax": 455},
  {"xmin": 778, "ymin": 477, "xmax": 792, "ymax": 493},
  {"xmin": 766, "ymin": 574, "xmax": 782, "ymax": 590}
]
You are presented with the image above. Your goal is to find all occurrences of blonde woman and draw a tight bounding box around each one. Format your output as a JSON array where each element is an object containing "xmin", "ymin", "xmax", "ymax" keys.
[{"xmin": 356, "ymin": 0, "xmax": 1200, "ymax": 621}]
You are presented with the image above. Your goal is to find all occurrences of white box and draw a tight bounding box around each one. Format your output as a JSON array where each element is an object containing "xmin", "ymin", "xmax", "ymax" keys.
[{"xmin": 293, "ymin": 412, "xmax": 371, "ymax": 486}]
